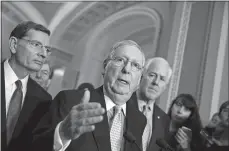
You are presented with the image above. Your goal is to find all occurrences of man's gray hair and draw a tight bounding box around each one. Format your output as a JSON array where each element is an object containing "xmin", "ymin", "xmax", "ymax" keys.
[
  {"xmin": 143, "ymin": 57, "xmax": 173, "ymax": 81},
  {"xmin": 103, "ymin": 40, "xmax": 145, "ymax": 69}
]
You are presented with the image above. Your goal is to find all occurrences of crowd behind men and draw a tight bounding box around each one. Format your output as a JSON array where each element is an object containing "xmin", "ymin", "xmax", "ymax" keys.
[{"xmin": 1, "ymin": 21, "xmax": 228, "ymax": 151}]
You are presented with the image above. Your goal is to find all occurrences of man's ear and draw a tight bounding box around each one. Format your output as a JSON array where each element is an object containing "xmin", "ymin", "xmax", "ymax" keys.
[{"xmin": 9, "ymin": 37, "xmax": 18, "ymax": 54}]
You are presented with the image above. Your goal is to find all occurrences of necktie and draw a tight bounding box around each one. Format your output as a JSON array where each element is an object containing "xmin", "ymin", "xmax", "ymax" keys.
[
  {"xmin": 142, "ymin": 105, "xmax": 151, "ymax": 151},
  {"xmin": 110, "ymin": 106, "xmax": 123, "ymax": 151},
  {"xmin": 6, "ymin": 80, "xmax": 23, "ymax": 144}
]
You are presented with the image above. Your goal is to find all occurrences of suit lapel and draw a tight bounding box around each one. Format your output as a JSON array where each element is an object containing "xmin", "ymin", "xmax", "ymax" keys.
[
  {"xmin": 1, "ymin": 62, "xmax": 7, "ymax": 149},
  {"xmin": 91, "ymin": 86, "xmax": 112, "ymax": 151},
  {"xmin": 147, "ymin": 105, "xmax": 163, "ymax": 150},
  {"xmin": 12, "ymin": 78, "xmax": 40, "ymax": 138},
  {"xmin": 125, "ymin": 94, "xmax": 146, "ymax": 151}
]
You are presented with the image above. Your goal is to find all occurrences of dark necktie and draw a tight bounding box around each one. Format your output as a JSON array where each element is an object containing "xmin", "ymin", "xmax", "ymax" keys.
[{"xmin": 6, "ymin": 80, "xmax": 23, "ymax": 144}]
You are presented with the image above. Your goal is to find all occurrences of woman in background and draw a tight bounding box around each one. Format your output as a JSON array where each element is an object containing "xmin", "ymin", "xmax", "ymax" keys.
[
  {"xmin": 204, "ymin": 101, "xmax": 229, "ymax": 149},
  {"xmin": 166, "ymin": 94, "xmax": 203, "ymax": 151}
]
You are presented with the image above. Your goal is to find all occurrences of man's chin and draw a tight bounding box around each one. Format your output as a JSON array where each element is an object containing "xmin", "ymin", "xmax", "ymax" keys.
[{"xmin": 112, "ymin": 87, "xmax": 130, "ymax": 95}]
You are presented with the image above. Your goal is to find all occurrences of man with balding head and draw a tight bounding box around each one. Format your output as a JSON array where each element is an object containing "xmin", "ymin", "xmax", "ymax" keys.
[{"xmin": 135, "ymin": 57, "xmax": 173, "ymax": 151}]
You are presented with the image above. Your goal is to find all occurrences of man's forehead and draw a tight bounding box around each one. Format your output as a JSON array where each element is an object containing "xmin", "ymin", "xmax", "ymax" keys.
[
  {"xmin": 25, "ymin": 29, "xmax": 50, "ymax": 43},
  {"xmin": 147, "ymin": 61, "xmax": 169, "ymax": 75},
  {"xmin": 113, "ymin": 45, "xmax": 143, "ymax": 61}
]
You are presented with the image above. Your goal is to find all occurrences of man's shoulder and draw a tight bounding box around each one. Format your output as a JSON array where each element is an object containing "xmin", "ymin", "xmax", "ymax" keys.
[
  {"xmin": 27, "ymin": 78, "xmax": 52, "ymax": 100},
  {"xmin": 154, "ymin": 104, "xmax": 169, "ymax": 119}
]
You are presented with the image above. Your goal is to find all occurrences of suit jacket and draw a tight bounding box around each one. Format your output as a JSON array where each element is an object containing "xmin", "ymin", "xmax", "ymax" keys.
[
  {"xmin": 1, "ymin": 62, "xmax": 52, "ymax": 151},
  {"xmin": 132, "ymin": 93, "xmax": 170, "ymax": 151},
  {"xmin": 32, "ymin": 86, "xmax": 146, "ymax": 151}
]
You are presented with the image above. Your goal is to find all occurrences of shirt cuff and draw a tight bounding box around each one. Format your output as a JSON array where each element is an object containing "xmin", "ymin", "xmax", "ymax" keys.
[{"xmin": 53, "ymin": 121, "xmax": 71, "ymax": 151}]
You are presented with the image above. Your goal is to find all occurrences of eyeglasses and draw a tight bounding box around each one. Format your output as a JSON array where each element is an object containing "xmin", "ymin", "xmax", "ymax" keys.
[
  {"xmin": 110, "ymin": 56, "xmax": 143, "ymax": 71},
  {"xmin": 20, "ymin": 38, "xmax": 52, "ymax": 55}
]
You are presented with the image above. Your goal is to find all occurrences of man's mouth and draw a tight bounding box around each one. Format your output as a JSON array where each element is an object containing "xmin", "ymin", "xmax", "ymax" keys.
[
  {"xmin": 117, "ymin": 79, "xmax": 129, "ymax": 85},
  {"xmin": 34, "ymin": 60, "xmax": 43, "ymax": 65}
]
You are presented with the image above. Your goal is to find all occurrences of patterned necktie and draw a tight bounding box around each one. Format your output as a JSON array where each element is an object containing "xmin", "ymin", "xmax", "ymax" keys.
[
  {"xmin": 110, "ymin": 106, "xmax": 123, "ymax": 151},
  {"xmin": 142, "ymin": 105, "xmax": 151, "ymax": 151},
  {"xmin": 6, "ymin": 80, "xmax": 23, "ymax": 144}
]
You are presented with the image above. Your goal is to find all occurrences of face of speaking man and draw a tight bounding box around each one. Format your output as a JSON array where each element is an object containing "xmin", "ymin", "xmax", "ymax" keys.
[
  {"xmin": 139, "ymin": 59, "xmax": 171, "ymax": 101},
  {"xmin": 9, "ymin": 29, "xmax": 50, "ymax": 74},
  {"xmin": 103, "ymin": 45, "xmax": 144, "ymax": 105}
]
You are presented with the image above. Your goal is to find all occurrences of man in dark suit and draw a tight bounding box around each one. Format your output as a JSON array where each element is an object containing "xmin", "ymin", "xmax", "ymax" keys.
[
  {"xmin": 1, "ymin": 21, "xmax": 52, "ymax": 151},
  {"xmin": 135, "ymin": 57, "xmax": 173, "ymax": 151},
  {"xmin": 32, "ymin": 40, "xmax": 146, "ymax": 151}
]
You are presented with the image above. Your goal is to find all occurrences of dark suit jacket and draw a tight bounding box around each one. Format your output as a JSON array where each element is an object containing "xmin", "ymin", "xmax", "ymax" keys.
[
  {"xmin": 132, "ymin": 93, "xmax": 170, "ymax": 151},
  {"xmin": 32, "ymin": 86, "xmax": 146, "ymax": 151},
  {"xmin": 1, "ymin": 63, "xmax": 52, "ymax": 151}
]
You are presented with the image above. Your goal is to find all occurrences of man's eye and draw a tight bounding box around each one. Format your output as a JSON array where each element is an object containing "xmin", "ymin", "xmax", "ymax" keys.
[
  {"xmin": 132, "ymin": 62, "xmax": 140, "ymax": 69},
  {"xmin": 115, "ymin": 57, "xmax": 124, "ymax": 62},
  {"xmin": 31, "ymin": 42, "xmax": 40, "ymax": 47}
]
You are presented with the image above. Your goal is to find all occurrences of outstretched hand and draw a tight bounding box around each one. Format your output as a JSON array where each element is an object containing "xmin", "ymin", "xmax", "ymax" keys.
[{"xmin": 59, "ymin": 89, "xmax": 105, "ymax": 141}]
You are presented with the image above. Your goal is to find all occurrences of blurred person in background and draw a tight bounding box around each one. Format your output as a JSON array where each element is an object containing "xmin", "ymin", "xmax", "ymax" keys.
[
  {"xmin": 1, "ymin": 21, "xmax": 52, "ymax": 151},
  {"xmin": 166, "ymin": 94, "xmax": 203, "ymax": 151},
  {"xmin": 30, "ymin": 60, "xmax": 53, "ymax": 90},
  {"xmin": 203, "ymin": 101, "xmax": 229, "ymax": 149}
]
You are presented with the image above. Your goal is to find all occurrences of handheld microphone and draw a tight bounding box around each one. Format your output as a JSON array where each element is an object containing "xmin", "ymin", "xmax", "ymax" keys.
[
  {"xmin": 123, "ymin": 131, "xmax": 142, "ymax": 151},
  {"xmin": 156, "ymin": 138, "xmax": 175, "ymax": 151}
]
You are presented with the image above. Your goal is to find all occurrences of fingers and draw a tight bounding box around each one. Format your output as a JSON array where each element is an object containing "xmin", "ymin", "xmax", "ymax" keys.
[
  {"xmin": 80, "ymin": 89, "xmax": 90, "ymax": 104},
  {"xmin": 178, "ymin": 128, "xmax": 188, "ymax": 139},
  {"xmin": 75, "ymin": 103, "xmax": 103, "ymax": 110},
  {"xmin": 72, "ymin": 125, "xmax": 95, "ymax": 140},
  {"xmin": 78, "ymin": 116, "xmax": 104, "ymax": 126}
]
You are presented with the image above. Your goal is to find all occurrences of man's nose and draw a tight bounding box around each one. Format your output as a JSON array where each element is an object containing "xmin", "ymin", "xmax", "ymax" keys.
[
  {"xmin": 38, "ymin": 48, "xmax": 48, "ymax": 59},
  {"xmin": 152, "ymin": 75, "xmax": 159, "ymax": 85},
  {"xmin": 121, "ymin": 61, "xmax": 131, "ymax": 74}
]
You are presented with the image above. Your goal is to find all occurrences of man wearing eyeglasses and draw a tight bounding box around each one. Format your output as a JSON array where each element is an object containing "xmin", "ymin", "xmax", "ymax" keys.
[
  {"xmin": 31, "ymin": 40, "xmax": 147, "ymax": 151},
  {"xmin": 1, "ymin": 21, "xmax": 52, "ymax": 151},
  {"xmin": 30, "ymin": 60, "xmax": 53, "ymax": 91}
]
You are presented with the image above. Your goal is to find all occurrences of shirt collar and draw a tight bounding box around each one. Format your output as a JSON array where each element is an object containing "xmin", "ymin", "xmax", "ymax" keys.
[
  {"xmin": 4, "ymin": 59, "xmax": 29, "ymax": 91},
  {"xmin": 136, "ymin": 90, "xmax": 155, "ymax": 112},
  {"xmin": 103, "ymin": 87, "xmax": 126, "ymax": 116}
]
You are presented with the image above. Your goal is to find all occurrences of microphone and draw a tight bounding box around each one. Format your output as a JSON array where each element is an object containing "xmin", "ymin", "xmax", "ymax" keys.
[
  {"xmin": 156, "ymin": 138, "xmax": 175, "ymax": 151},
  {"xmin": 123, "ymin": 131, "xmax": 142, "ymax": 151}
]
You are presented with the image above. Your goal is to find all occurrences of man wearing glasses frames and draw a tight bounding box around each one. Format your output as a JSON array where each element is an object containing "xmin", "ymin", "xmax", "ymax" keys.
[
  {"xmin": 1, "ymin": 21, "xmax": 52, "ymax": 151},
  {"xmin": 31, "ymin": 40, "xmax": 147, "ymax": 151}
]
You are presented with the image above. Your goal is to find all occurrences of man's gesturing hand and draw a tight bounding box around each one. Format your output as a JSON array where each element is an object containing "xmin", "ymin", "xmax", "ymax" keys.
[{"xmin": 59, "ymin": 89, "xmax": 105, "ymax": 141}]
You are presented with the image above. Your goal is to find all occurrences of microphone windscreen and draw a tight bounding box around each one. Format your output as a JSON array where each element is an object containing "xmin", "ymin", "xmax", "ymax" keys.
[
  {"xmin": 124, "ymin": 131, "xmax": 136, "ymax": 143},
  {"xmin": 156, "ymin": 138, "xmax": 170, "ymax": 148}
]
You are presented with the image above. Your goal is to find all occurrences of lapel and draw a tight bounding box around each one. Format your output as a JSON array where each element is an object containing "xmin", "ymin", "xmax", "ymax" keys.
[
  {"xmin": 1, "ymin": 62, "xmax": 7, "ymax": 150},
  {"xmin": 91, "ymin": 86, "xmax": 112, "ymax": 151},
  {"xmin": 125, "ymin": 93, "xmax": 146, "ymax": 151},
  {"xmin": 12, "ymin": 78, "xmax": 41, "ymax": 138},
  {"xmin": 147, "ymin": 104, "xmax": 164, "ymax": 151}
]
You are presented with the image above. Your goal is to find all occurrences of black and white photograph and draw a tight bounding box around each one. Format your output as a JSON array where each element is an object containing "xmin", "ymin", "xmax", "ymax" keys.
[{"xmin": 1, "ymin": 1, "xmax": 228, "ymax": 151}]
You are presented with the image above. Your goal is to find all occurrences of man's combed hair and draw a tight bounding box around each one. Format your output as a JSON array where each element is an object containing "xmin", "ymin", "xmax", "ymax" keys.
[{"xmin": 10, "ymin": 21, "xmax": 50, "ymax": 39}]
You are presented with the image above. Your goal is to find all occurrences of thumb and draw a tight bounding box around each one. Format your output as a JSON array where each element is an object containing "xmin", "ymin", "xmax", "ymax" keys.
[{"xmin": 80, "ymin": 88, "xmax": 90, "ymax": 104}]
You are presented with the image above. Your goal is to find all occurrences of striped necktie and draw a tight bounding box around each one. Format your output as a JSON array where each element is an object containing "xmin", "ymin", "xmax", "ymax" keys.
[
  {"xmin": 110, "ymin": 106, "xmax": 123, "ymax": 151},
  {"xmin": 142, "ymin": 105, "xmax": 151, "ymax": 151}
]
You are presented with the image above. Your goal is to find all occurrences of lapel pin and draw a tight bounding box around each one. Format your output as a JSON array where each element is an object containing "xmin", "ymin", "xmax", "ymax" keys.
[{"xmin": 157, "ymin": 116, "xmax": 160, "ymax": 119}]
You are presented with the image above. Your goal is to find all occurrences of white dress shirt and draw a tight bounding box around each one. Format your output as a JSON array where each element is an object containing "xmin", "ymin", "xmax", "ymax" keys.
[
  {"xmin": 53, "ymin": 89, "xmax": 126, "ymax": 151},
  {"xmin": 4, "ymin": 60, "xmax": 29, "ymax": 116}
]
